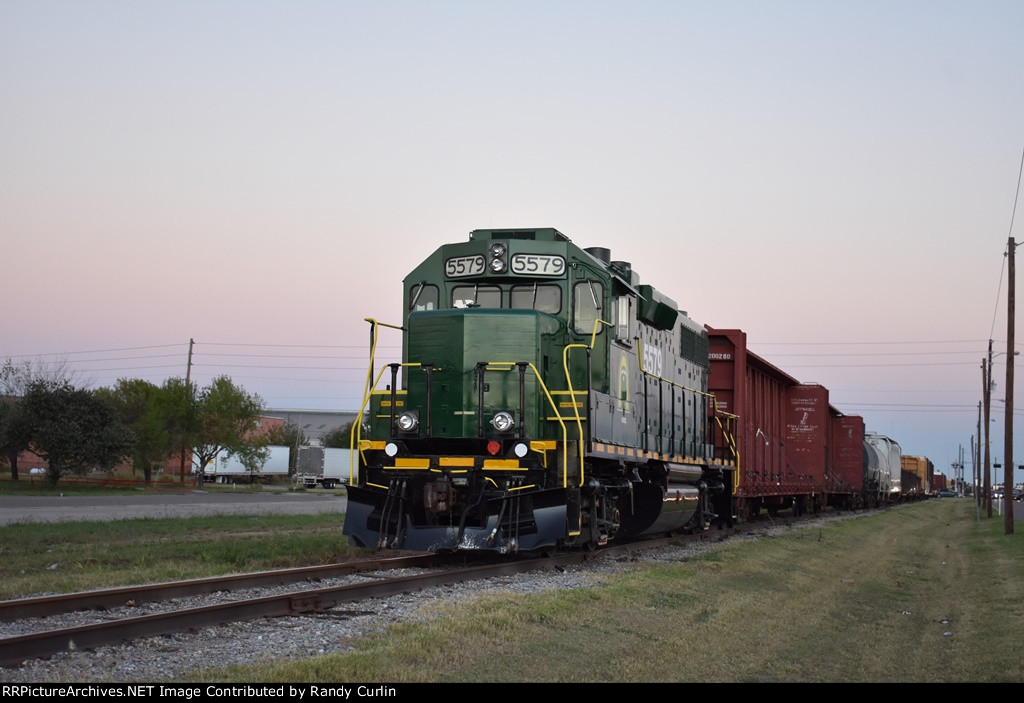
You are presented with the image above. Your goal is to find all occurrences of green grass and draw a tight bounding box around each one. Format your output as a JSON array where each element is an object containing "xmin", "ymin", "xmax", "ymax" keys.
[
  {"xmin": 195, "ymin": 500, "xmax": 1024, "ymax": 683},
  {"xmin": 0, "ymin": 513, "xmax": 353, "ymax": 598}
]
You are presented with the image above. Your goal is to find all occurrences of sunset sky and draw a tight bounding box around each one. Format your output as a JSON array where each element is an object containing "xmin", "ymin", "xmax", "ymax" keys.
[{"xmin": 3, "ymin": 1, "xmax": 1024, "ymax": 484}]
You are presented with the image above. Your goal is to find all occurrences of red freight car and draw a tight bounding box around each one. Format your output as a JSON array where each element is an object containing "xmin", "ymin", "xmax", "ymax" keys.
[
  {"xmin": 707, "ymin": 327, "xmax": 832, "ymax": 518},
  {"xmin": 829, "ymin": 412, "xmax": 866, "ymax": 509}
]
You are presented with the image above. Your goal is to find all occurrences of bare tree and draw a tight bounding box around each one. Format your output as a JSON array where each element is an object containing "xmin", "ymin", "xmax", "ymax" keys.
[{"xmin": 1, "ymin": 357, "xmax": 92, "ymax": 395}]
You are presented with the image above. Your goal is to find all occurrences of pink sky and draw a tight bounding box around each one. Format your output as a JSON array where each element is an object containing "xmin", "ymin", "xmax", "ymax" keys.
[{"xmin": 3, "ymin": 1, "xmax": 1024, "ymax": 483}]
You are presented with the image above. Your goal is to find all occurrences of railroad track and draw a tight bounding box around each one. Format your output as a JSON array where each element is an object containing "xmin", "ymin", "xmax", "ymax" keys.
[
  {"xmin": 0, "ymin": 521, "xmax": 761, "ymax": 669},
  {"xmin": 0, "ymin": 553, "xmax": 446, "ymax": 622},
  {"xmin": 1, "ymin": 549, "xmax": 612, "ymax": 667}
]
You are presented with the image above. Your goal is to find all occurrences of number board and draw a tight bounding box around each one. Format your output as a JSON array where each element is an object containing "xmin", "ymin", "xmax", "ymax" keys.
[
  {"xmin": 510, "ymin": 254, "xmax": 566, "ymax": 276},
  {"xmin": 445, "ymin": 255, "xmax": 485, "ymax": 278}
]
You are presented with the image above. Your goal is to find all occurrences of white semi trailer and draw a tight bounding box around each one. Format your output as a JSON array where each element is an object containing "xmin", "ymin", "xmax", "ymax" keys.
[
  {"xmin": 296, "ymin": 446, "xmax": 352, "ymax": 489},
  {"xmin": 199, "ymin": 445, "xmax": 291, "ymax": 484}
]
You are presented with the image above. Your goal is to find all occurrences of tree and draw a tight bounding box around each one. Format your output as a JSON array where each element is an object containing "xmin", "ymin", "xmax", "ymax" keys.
[
  {"xmin": 189, "ymin": 376, "xmax": 267, "ymax": 481},
  {"xmin": 1, "ymin": 357, "xmax": 90, "ymax": 480},
  {"xmin": 264, "ymin": 421, "xmax": 308, "ymax": 476},
  {"xmin": 96, "ymin": 379, "xmax": 176, "ymax": 484},
  {"xmin": 321, "ymin": 418, "xmax": 367, "ymax": 449},
  {"xmin": 0, "ymin": 396, "xmax": 32, "ymax": 480},
  {"xmin": 1, "ymin": 357, "xmax": 91, "ymax": 394},
  {"xmin": 157, "ymin": 377, "xmax": 197, "ymax": 482},
  {"xmin": 232, "ymin": 441, "xmax": 272, "ymax": 484},
  {"xmin": 21, "ymin": 381, "xmax": 133, "ymax": 488}
]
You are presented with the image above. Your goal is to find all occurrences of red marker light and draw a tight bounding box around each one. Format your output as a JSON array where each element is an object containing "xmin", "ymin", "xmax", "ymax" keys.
[{"xmin": 487, "ymin": 441, "xmax": 501, "ymax": 456}]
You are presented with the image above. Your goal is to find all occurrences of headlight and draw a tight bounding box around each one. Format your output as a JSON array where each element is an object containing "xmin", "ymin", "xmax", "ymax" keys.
[
  {"xmin": 488, "ymin": 242, "xmax": 507, "ymax": 273},
  {"xmin": 490, "ymin": 411, "xmax": 515, "ymax": 433},
  {"xmin": 396, "ymin": 411, "xmax": 419, "ymax": 432}
]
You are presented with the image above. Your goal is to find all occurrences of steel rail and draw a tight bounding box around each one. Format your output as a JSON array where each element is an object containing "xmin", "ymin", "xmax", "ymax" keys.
[
  {"xmin": 0, "ymin": 554, "xmax": 445, "ymax": 622},
  {"xmin": 0, "ymin": 551, "xmax": 598, "ymax": 668}
]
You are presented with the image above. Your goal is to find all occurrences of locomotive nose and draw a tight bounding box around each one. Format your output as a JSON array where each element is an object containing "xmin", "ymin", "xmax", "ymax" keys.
[{"xmin": 404, "ymin": 308, "xmax": 559, "ymax": 440}]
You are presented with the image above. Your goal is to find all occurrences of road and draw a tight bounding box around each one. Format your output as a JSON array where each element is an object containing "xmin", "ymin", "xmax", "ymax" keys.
[
  {"xmin": 1, "ymin": 491, "xmax": 1016, "ymax": 527},
  {"xmin": 0, "ymin": 490, "xmax": 348, "ymax": 526},
  {"xmin": 968, "ymin": 495, "xmax": 1024, "ymax": 521}
]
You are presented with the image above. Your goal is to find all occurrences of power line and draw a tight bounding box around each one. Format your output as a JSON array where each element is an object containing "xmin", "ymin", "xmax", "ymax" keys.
[
  {"xmin": 194, "ymin": 353, "xmax": 383, "ymax": 360},
  {"xmin": 192, "ymin": 363, "xmax": 373, "ymax": 371},
  {"xmin": 753, "ymin": 339, "xmax": 986, "ymax": 346},
  {"xmin": 780, "ymin": 361, "xmax": 980, "ymax": 368},
  {"xmin": 198, "ymin": 342, "xmax": 400, "ymax": 349},
  {"xmin": 765, "ymin": 350, "xmax": 985, "ymax": 358},
  {"xmin": 2, "ymin": 343, "xmax": 185, "ymax": 358}
]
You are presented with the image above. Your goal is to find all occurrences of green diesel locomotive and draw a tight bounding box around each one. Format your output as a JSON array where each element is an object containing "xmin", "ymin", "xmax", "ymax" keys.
[{"xmin": 343, "ymin": 228, "xmax": 733, "ymax": 553}]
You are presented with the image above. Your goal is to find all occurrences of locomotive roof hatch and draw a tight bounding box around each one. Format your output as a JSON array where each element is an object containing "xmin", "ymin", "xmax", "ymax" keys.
[
  {"xmin": 469, "ymin": 227, "xmax": 570, "ymax": 242},
  {"xmin": 637, "ymin": 283, "xmax": 679, "ymax": 331}
]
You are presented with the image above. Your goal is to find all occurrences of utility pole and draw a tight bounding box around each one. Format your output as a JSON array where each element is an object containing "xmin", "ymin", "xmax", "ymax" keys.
[
  {"xmin": 969, "ymin": 436, "xmax": 975, "ymax": 496},
  {"xmin": 1006, "ymin": 238, "xmax": 1016, "ymax": 534},
  {"xmin": 972, "ymin": 430, "xmax": 977, "ymax": 493},
  {"xmin": 975, "ymin": 402, "xmax": 980, "ymax": 495},
  {"xmin": 984, "ymin": 342, "xmax": 993, "ymax": 516},
  {"xmin": 972, "ymin": 438, "xmax": 979, "ymax": 501},
  {"xmin": 958, "ymin": 446, "xmax": 966, "ymax": 495},
  {"xmin": 179, "ymin": 338, "xmax": 195, "ymax": 483},
  {"xmin": 977, "ymin": 402, "xmax": 982, "ymax": 494},
  {"xmin": 971, "ymin": 440, "xmax": 978, "ymax": 499},
  {"xmin": 961, "ymin": 445, "xmax": 965, "ymax": 494}
]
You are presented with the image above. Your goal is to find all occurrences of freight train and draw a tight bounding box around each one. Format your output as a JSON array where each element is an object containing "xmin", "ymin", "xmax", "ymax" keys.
[{"xmin": 342, "ymin": 228, "xmax": 923, "ymax": 553}]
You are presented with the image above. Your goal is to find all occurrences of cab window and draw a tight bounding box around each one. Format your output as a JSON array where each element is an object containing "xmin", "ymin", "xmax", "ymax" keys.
[
  {"xmin": 409, "ymin": 283, "xmax": 439, "ymax": 311},
  {"xmin": 511, "ymin": 284, "xmax": 562, "ymax": 314},
  {"xmin": 614, "ymin": 295, "xmax": 634, "ymax": 344},
  {"xmin": 452, "ymin": 284, "xmax": 501, "ymax": 308},
  {"xmin": 573, "ymin": 280, "xmax": 604, "ymax": 335}
]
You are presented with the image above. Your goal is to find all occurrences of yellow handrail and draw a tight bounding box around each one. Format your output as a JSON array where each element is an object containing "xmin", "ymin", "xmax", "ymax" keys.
[
  {"xmin": 562, "ymin": 318, "xmax": 613, "ymax": 486},
  {"xmin": 476, "ymin": 361, "xmax": 572, "ymax": 487},
  {"xmin": 354, "ymin": 317, "xmax": 650, "ymax": 494},
  {"xmin": 355, "ymin": 347, "xmax": 577, "ymax": 489},
  {"xmin": 709, "ymin": 396, "xmax": 740, "ymax": 494},
  {"xmin": 351, "ymin": 318, "xmax": 405, "ymax": 483}
]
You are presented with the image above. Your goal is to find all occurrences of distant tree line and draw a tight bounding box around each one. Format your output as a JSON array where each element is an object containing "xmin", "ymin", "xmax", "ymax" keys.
[
  {"xmin": 319, "ymin": 418, "xmax": 368, "ymax": 449},
  {"xmin": 0, "ymin": 358, "xmax": 270, "ymax": 488}
]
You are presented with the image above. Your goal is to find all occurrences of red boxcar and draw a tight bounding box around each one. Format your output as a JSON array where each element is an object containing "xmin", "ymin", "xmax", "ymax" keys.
[
  {"xmin": 830, "ymin": 412, "xmax": 865, "ymax": 508},
  {"xmin": 708, "ymin": 327, "xmax": 833, "ymax": 518}
]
